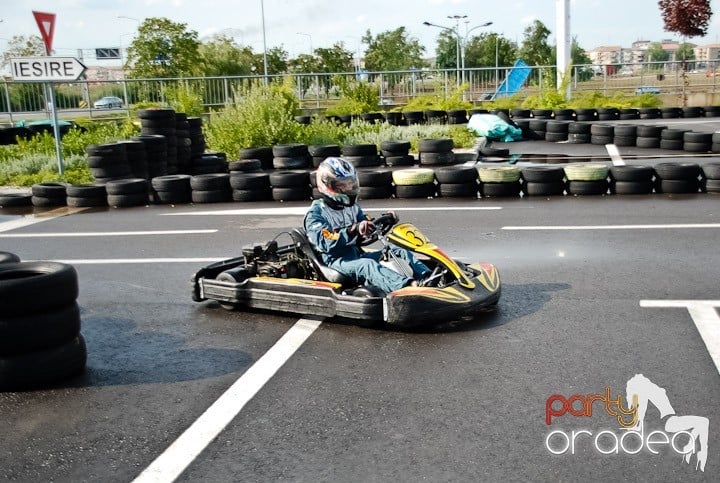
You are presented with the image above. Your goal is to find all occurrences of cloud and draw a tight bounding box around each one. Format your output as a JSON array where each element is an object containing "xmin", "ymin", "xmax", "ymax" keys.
[{"xmin": 520, "ymin": 15, "xmax": 537, "ymax": 25}]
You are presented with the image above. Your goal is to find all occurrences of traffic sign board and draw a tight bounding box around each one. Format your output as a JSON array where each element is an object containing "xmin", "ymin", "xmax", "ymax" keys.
[
  {"xmin": 10, "ymin": 57, "xmax": 87, "ymax": 82},
  {"xmin": 32, "ymin": 11, "xmax": 56, "ymax": 54}
]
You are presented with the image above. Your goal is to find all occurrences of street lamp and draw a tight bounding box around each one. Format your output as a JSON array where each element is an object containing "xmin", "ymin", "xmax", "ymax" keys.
[
  {"xmin": 423, "ymin": 17, "xmax": 464, "ymax": 87},
  {"xmin": 460, "ymin": 20, "xmax": 493, "ymax": 84},
  {"xmin": 296, "ymin": 32, "xmax": 313, "ymax": 55},
  {"xmin": 260, "ymin": 0, "xmax": 269, "ymax": 84}
]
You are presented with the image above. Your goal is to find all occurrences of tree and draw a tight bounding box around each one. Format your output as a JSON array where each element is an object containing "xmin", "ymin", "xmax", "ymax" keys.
[
  {"xmin": 464, "ymin": 33, "xmax": 518, "ymax": 68},
  {"xmin": 125, "ymin": 17, "xmax": 201, "ymax": 78},
  {"xmin": 518, "ymin": 20, "xmax": 553, "ymax": 66},
  {"xmin": 362, "ymin": 27, "xmax": 426, "ymax": 71},
  {"xmin": 570, "ymin": 37, "xmax": 592, "ymax": 66},
  {"xmin": 199, "ymin": 34, "xmax": 254, "ymax": 76},
  {"xmin": 1, "ymin": 35, "xmax": 45, "ymax": 70},
  {"xmin": 658, "ymin": 0, "xmax": 712, "ymax": 37},
  {"xmin": 676, "ymin": 42, "xmax": 696, "ymax": 60},
  {"xmin": 315, "ymin": 43, "xmax": 355, "ymax": 73},
  {"xmin": 434, "ymin": 30, "xmax": 458, "ymax": 69},
  {"xmin": 254, "ymin": 47, "xmax": 289, "ymax": 76},
  {"xmin": 647, "ymin": 42, "xmax": 670, "ymax": 62}
]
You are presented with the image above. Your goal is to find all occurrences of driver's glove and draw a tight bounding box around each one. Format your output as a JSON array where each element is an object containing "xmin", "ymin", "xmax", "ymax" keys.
[
  {"xmin": 349, "ymin": 220, "xmax": 376, "ymax": 237},
  {"xmin": 382, "ymin": 211, "xmax": 399, "ymax": 225}
]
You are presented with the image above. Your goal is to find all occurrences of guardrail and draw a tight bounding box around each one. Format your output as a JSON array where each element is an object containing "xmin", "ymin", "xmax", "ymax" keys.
[{"xmin": 1, "ymin": 61, "xmax": 718, "ymax": 123}]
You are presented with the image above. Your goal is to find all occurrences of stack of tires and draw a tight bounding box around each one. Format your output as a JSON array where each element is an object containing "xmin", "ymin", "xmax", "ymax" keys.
[
  {"xmin": 553, "ymin": 109, "xmax": 575, "ymax": 121},
  {"xmin": 0, "ymin": 192, "xmax": 32, "ymax": 208},
  {"xmin": 190, "ymin": 173, "xmax": 231, "ymax": 204},
  {"xmin": 380, "ymin": 140, "xmax": 414, "ymax": 166},
  {"xmin": 613, "ymin": 125, "xmax": 637, "ymax": 147},
  {"xmin": 175, "ymin": 113, "xmax": 192, "ymax": 174},
  {"xmin": 636, "ymin": 126, "xmax": 664, "ymax": 149},
  {"xmin": 341, "ymin": 144, "xmax": 382, "ymax": 168},
  {"xmin": 150, "ymin": 175, "xmax": 192, "ymax": 205},
  {"xmin": 86, "ymin": 142, "xmax": 131, "ymax": 182},
  {"xmin": 683, "ymin": 132, "xmax": 712, "ymax": 153},
  {"xmin": 270, "ymin": 171, "xmax": 310, "ymax": 201},
  {"xmin": 66, "ymin": 184, "xmax": 108, "ymax": 207},
  {"xmin": 713, "ymin": 133, "xmax": 720, "ymax": 153},
  {"xmin": 403, "ymin": 111, "xmax": 425, "ymax": 125},
  {"xmin": 704, "ymin": 106, "xmax": 720, "ymax": 117},
  {"xmin": 273, "ymin": 143, "xmax": 310, "ymax": 169},
  {"xmin": 545, "ymin": 121, "xmax": 569, "ymax": 142},
  {"xmin": 654, "ymin": 162, "xmax": 700, "ymax": 194},
  {"xmin": 477, "ymin": 166, "xmax": 521, "ymax": 198},
  {"xmin": 132, "ymin": 135, "xmax": 168, "ymax": 179},
  {"xmin": 31, "ymin": 182, "xmax": 68, "ymax": 208},
  {"xmin": 240, "ymin": 147, "xmax": 273, "ymax": 170},
  {"xmin": 191, "ymin": 152, "xmax": 227, "ymax": 175},
  {"xmin": 574, "ymin": 108, "xmax": 598, "ymax": 122},
  {"xmin": 510, "ymin": 109, "xmax": 531, "ymax": 119},
  {"xmin": 564, "ymin": 164, "xmax": 609, "ymax": 195},
  {"xmin": 702, "ymin": 163, "xmax": 720, "ymax": 194},
  {"xmin": 229, "ymin": 160, "xmax": 271, "ymax": 202},
  {"xmin": 105, "ymin": 178, "xmax": 149, "ymax": 207},
  {"xmin": 661, "ymin": 107, "xmax": 682, "ymax": 119},
  {"xmin": 447, "ymin": 109, "xmax": 468, "ymax": 124},
  {"xmin": 659, "ymin": 129, "xmax": 687, "ymax": 151},
  {"xmin": 357, "ymin": 169, "xmax": 394, "ymax": 199},
  {"xmin": 0, "ymin": 256, "xmax": 87, "ymax": 391},
  {"xmin": 639, "ymin": 108, "xmax": 661, "ymax": 119},
  {"xmin": 590, "ymin": 124, "xmax": 614, "ymax": 145},
  {"xmin": 138, "ymin": 108, "xmax": 178, "ymax": 174},
  {"xmin": 567, "ymin": 122, "xmax": 591, "ymax": 144},
  {"xmin": 392, "ymin": 168, "xmax": 436, "ymax": 199},
  {"xmin": 435, "ymin": 165, "xmax": 479, "ymax": 198},
  {"xmin": 528, "ymin": 119, "xmax": 548, "ymax": 140},
  {"xmin": 609, "ymin": 166, "xmax": 654, "ymax": 195},
  {"xmin": 418, "ymin": 138, "xmax": 455, "ymax": 166},
  {"xmin": 682, "ymin": 106, "xmax": 703, "ymax": 118},
  {"xmin": 425, "ymin": 110, "xmax": 447, "ymax": 124},
  {"xmin": 120, "ymin": 140, "xmax": 149, "ymax": 180},
  {"xmin": 309, "ymin": 145, "xmax": 341, "ymax": 167},
  {"xmin": 597, "ymin": 108, "xmax": 620, "ymax": 121},
  {"xmin": 531, "ymin": 109, "xmax": 552, "ymax": 119},
  {"xmin": 188, "ymin": 117, "xmax": 206, "ymax": 157},
  {"xmin": 619, "ymin": 108, "xmax": 640, "ymax": 120},
  {"xmin": 520, "ymin": 166, "xmax": 565, "ymax": 196}
]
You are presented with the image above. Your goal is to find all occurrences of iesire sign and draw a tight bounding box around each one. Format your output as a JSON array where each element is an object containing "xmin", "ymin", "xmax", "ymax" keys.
[{"xmin": 10, "ymin": 57, "xmax": 87, "ymax": 82}]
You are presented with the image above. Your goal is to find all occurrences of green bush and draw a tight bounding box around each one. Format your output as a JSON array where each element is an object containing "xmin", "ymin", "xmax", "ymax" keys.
[
  {"xmin": 324, "ymin": 76, "xmax": 380, "ymax": 115},
  {"xmin": 0, "ymin": 154, "xmax": 91, "ymax": 186},
  {"xmin": 399, "ymin": 84, "xmax": 473, "ymax": 112}
]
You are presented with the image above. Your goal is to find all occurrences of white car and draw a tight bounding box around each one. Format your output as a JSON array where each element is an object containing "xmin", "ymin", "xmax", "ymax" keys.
[{"xmin": 93, "ymin": 96, "xmax": 124, "ymax": 109}]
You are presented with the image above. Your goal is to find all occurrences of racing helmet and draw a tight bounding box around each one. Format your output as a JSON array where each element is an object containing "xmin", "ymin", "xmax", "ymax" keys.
[{"xmin": 316, "ymin": 157, "xmax": 359, "ymax": 208}]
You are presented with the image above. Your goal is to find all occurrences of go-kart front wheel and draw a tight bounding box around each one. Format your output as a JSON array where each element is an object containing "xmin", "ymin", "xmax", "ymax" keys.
[{"xmin": 215, "ymin": 269, "xmax": 251, "ymax": 310}]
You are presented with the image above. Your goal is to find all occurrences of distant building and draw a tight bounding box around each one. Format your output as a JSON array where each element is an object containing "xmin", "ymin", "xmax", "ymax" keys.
[
  {"xmin": 588, "ymin": 46, "xmax": 623, "ymax": 64},
  {"xmin": 694, "ymin": 44, "xmax": 720, "ymax": 67},
  {"xmin": 84, "ymin": 66, "xmax": 125, "ymax": 82}
]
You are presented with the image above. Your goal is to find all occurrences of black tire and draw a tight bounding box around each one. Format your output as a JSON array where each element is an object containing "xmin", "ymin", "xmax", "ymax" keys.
[
  {"xmin": 510, "ymin": 109, "xmax": 531, "ymax": 119},
  {"xmin": 610, "ymin": 165, "xmax": 654, "ymax": 182},
  {"xmin": 480, "ymin": 146, "xmax": 510, "ymax": 157},
  {"xmin": 308, "ymin": 145, "xmax": 341, "ymax": 157},
  {"xmin": 380, "ymin": 140, "xmax": 411, "ymax": 153},
  {"xmin": 654, "ymin": 162, "xmax": 701, "ymax": 180},
  {"xmin": 66, "ymin": 184, "xmax": 106, "ymax": 198},
  {"xmin": 682, "ymin": 107, "xmax": 703, "ymax": 118},
  {"xmin": 107, "ymin": 193, "xmax": 149, "ymax": 207},
  {"xmin": 190, "ymin": 189, "xmax": 230, "ymax": 203},
  {"xmin": 272, "ymin": 143, "xmax": 308, "ymax": 157},
  {"xmin": 636, "ymin": 137, "xmax": 661, "ymax": 148},
  {"xmin": 190, "ymin": 173, "xmax": 230, "ymax": 191},
  {"xmin": 31, "ymin": 182, "xmax": 67, "ymax": 198},
  {"xmin": 591, "ymin": 135, "xmax": 614, "ymax": 145},
  {"xmin": 0, "ymin": 335, "xmax": 87, "ymax": 391},
  {"xmin": 704, "ymin": 179, "xmax": 720, "ymax": 193},
  {"xmin": 661, "ymin": 129, "xmax": 687, "ymax": 140},
  {"xmin": 683, "ymin": 142, "xmax": 711, "ymax": 153},
  {"xmin": 529, "ymin": 119, "xmax": 548, "ymax": 130},
  {"xmin": 521, "ymin": 166, "xmax": 565, "ymax": 183},
  {"xmin": 394, "ymin": 183, "xmax": 435, "ymax": 199},
  {"xmin": 522, "ymin": 181, "xmax": 565, "ymax": 196},
  {"xmin": 67, "ymin": 196, "xmax": 108, "ymax": 207},
  {"xmin": 232, "ymin": 189, "xmax": 272, "ymax": 202},
  {"xmin": 384, "ymin": 155, "xmax": 415, "ymax": 166},
  {"xmin": 553, "ymin": 109, "xmax": 575, "ymax": 121},
  {"xmin": 0, "ymin": 262, "xmax": 78, "ymax": 317},
  {"xmin": 610, "ymin": 180, "xmax": 654, "ymax": 195},
  {"xmin": 90, "ymin": 165, "xmax": 133, "ymax": 179},
  {"xmin": 341, "ymin": 144, "xmax": 377, "ymax": 156},
  {"xmin": 105, "ymin": 178, "xmax": 147, "ymax": 195},
  {"xmin": 438, "ymin": 182, "xmax": 479, "ymax": 198},
  {"xmin": 434, "ymin": 165, "xmax": 478, "ymax": 184},
  {"xmin": 531, "ymin": 109, "xmax": 552, "ymax": 119},
  {"xmin": 228, "ymin": 159, "xmax": 262, "ymax": 172},
  {"xmin": 546, "ymin": 121, "xmax": 569, "ymax": 133},
  {"xmin": 273, "ymin": 156, "xmax": 310, "ymax": 169},
  {"xmin": 230, "ymin": 172, "xmax": 270, "ymax": 190},
  {"xmin": 590, "ymin": 124, "xmax": 614, "ymax": 136},
  {"xmin": 660, "ymin": 139, "xmax": 684, "ymax": 150},
  {"xmin": 639, "ymin": 108, "xmax": 661, "ymax": 119},
  {"xmin": 418, "ymin": 138, "xmax": 453, "ymax": 152},
  {"xmin": 0, "ymin": 194, "xmax": 32, "ymax": 207},
  {"xmin": 152, "ymin": 190, "xmax": 192, "ymax": 204},
  {"xmin": 151, "ymin": 175, "xmax": 191, "ymax": 191},
  {"xmin": 568, "ymin": 122, "xmax": 591, "ymax": 134},
  {"xmin": 545, "ymin": 132, "xmax": 568, "ymax": 142},
  {"xmin": 614, "ymin": 125, "xmax": 638, "ymax": 137},
  {"xmin": 137, "ymin": 108, "xmax": 175, "ymax": 119},
  {"xmin": 86, "ymin": 155, "xmax": 127, "ymax": 168},
  {"xmin": 269, "ymin": 171, "xmax": 309, "ymax": 188},
  {"xmin": 357, "ymin": 169, "xmax": 393, "ymax": 186},
  {"xmin": 567, "ymin": 133, "xmax": 591, "ymax": 144},
  {"xmin": 613, "ymin": 136, "xmax": 636, "ymax": 147},
  {"xmin": 419, "ymin": 151, "xmax": 455, "ymax": 165},
  {"xmin": 31, "ymin": 195, "xmax": 66, "ymax": 207},
  {"xmin": 359, "ymin": 185, "xmax": 394, "ymax": 199},
  {"xmin": 272, "ymin": 187, "xmax": 311, "ymax": 201},
  {"xmin": 0, "ymin": 302, "xmax": 81, "ymax": 356},
  {"xmin": 655, "ymin": 179, "xmax": 699, "ymax": 194},
  {"xmin": 344, "ymin": 155, "xmax": 382, "ymax": 168},
  {"xmin": 637, "ymin": 125, "xmax": 665, "ymax": 137},
  {"xmin": 684, "ymin": 132, "xmax": 712, "ymax": 143},
  {"xmin": 567, "ymin": 180, "xmax": 608, "ymax": 195},
  {"xmin": 0, "ymin": 252, "xmax": 20, "ymax": 264},
  {"xmin": 701, "ymin": 163, "xmax": 720, "ymax": 179},
  {"xmin": 480, "ymin": 182, "xmax": 521, "ymax": 197}
]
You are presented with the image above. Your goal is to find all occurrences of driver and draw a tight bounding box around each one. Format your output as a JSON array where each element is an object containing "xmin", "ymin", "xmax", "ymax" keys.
[{"xmin": 304, "ymin": 157, "xmax": 431, "ymax": 293}]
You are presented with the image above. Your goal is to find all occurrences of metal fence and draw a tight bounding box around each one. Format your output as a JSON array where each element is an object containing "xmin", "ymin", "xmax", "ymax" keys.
[{"xmin": 2, "ymin": 61, "xmax": 718, "ymax": 123}]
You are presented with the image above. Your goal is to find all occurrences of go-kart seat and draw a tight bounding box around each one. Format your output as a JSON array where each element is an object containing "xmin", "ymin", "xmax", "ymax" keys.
[{"xmin": 290, "ymin": 228, "xmax": 355, "ymax": 286}]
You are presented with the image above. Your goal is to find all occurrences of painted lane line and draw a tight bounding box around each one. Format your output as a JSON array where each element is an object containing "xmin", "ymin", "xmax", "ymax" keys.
[
  {"xmin": 640, "ymin": 300, "xmax": 720, "ymax": 376},
  {"xmin": 605, "ymin": 144, "xmax": 625, "ymax": 166},
  {"xmin": 0, "ymin": 229, "xmax": 217, "ymax": 238},
  {"xmin": 503, "ymin": 223, "xmax": 720, "ymax": 231},
  {"xmin": 162, "ymin": 206, "xmax": 502, "ymax": 216},
  {"xmin": 132, "ymin": 317, "xmax": 323, "ymax": 483},
  {"xmin": 28, "ymin": 258, "xmax": 227, "ymax": 265}
]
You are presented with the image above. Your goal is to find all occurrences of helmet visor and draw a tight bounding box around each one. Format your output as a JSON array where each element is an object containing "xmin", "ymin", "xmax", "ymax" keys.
[{"xmin": 328, "ymin": 177, "xmax": 359, "ymax": 198}]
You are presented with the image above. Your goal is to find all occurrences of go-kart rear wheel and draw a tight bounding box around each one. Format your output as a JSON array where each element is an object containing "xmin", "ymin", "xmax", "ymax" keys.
[{"xmin": 215, "ymin": 269, "xmax": 251, "ymax": 310}]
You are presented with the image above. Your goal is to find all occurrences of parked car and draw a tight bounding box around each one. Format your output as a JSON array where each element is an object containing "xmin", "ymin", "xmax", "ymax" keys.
[
  {"xmin": 93, "ymin": 96, "xmax": 124, "ymax": 109},
  {"xmin": 635, "ymin": 86, "xmax": 660, "ymax": 94}
]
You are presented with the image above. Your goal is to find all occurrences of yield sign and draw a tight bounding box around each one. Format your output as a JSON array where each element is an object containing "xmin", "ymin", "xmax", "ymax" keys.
[{"xmin": 32, "ymin": 11, "xmax": 56, "ymax": 54}]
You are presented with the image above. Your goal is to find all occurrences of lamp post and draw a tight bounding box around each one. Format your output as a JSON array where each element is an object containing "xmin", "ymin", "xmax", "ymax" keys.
[
  {"xmin": 423, "ymin": 19, "xmax": 462, "ymax": 86},
  {"xmin": 447, "ymin": 15, "xmax": 466, "ymax": 86},
  {"xmin": 460, "ymin": 20, "xmax": 493, "ymax": 84},
  {"xmin": 260, "ymin": 0, "xmax": 269, "ymax": 84},
  {"xmin": 296, "ymin": 32, "xmax": 313, "ymax": 55}
]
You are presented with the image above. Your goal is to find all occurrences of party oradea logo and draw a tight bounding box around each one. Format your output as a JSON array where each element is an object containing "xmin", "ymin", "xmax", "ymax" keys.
[{"xmin": 544, "ymin": 374, "xmax": 709, "ymax": 472}]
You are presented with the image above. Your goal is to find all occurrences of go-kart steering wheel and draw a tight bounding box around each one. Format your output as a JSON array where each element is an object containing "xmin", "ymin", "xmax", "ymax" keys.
[{"xmin": 357, "ymin": 213, "xmax": 396, "ymax": 246}]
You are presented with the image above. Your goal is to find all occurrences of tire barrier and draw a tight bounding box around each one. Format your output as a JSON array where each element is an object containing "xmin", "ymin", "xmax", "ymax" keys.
[
  {"xmin": 66, "ymin": 183, "xmax": 108, "ymax": 207},
  {"xmin": 380, "ymin": 140, "xmax": 414, "ymax": 166},
  {"xmin": 309, "ymin": 144, "xmax": 341, "ymax": 168},
  {"xmin": 0, "ymin": 193, "xmax": 32, "ymax": 207},
  {"xmin": 151, "ymin": 174, "xmax": 192, "ymax": 205},
  {"xmin": 132, "ymin": 135, "xmax": 168, "ymax": 179},
  {"xmin": 273, "ymin": 143, "xmax": 310, "ymax": 169},
  {"xmin": 0, "ymin": 261, "xmax": 87, "ymax": 391},
  {"xmin": 269, "ymin": 170, "xmax": 310, "ymax": 201},
  {"xmin": 477, "ymin": 166, "xmax": 521, "ymax": 198},
  {"xmin": 418, "ymin": 138, "xmax": 455, "ymax": 166},
  {"xmin": 435, "ymin": 165, "xmax": 479, "ymax": 198},
  {"xmin": 31, "ymin": 182, "xmax": 68, "ymax": 208},
  {"xmin": 702, "ymin": 162, "xmax": 720, "ymax": 194},
  {"xmin": 86, "ymin": 142, "xmax": 132, "ymax": 183},
  {"xmin": 190, "ymin": 173, "xmax": 231, "ymax": 204},
  {"xmin": 341, "ymin": 144, "xmax": 382, "ymax": 168},
  {"xmin": 239, "ymin": 146, "xmax": 273, "ymax": 170},
  {"xmin": 138, "ymin": 108, "xmax": 178, "ymax": 175},
  {"xmin": 654, "ymin": 162, "xmax": 701, "ymax": 194}
]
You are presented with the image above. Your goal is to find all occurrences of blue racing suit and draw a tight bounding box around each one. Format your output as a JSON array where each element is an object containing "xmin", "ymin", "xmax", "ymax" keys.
[{"xmin": 304, "ymin": 199, "xmax": 430, "ymax": 293}]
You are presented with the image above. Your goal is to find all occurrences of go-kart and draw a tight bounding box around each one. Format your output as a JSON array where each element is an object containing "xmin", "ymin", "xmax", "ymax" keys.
[{"xmin": 191, "ymin": 214, "xmax": 500, "ymax": 328}]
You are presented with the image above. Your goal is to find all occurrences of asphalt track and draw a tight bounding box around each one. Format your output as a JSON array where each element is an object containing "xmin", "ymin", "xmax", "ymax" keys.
[{"xmin": 1, "ymin": 125, "xmax": 720, "ymax": 482}]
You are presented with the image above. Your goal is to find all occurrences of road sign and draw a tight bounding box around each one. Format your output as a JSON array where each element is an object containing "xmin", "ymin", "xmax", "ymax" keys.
[
  {"xmin": 10, "ymin": 57, "xmax": 87, "ymax": 82},
  {"xmin": 32, "ymin": 11, "xmax": 56, "ymax": 54}
]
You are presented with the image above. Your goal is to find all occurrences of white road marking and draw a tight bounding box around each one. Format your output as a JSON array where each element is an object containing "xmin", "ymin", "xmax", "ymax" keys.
[
  {"xmin": 605, "ymin": 144, "xmax": 625, "ymax": 166},
  {"xmin": 162, "ymin": 206, "xmax": 502, "ymax": 216},
  {"xmin": 0, "ymin": 229, "xmax": 217, "ymax": 238},
  {"xmin": 132, "ymin": 317, "xmax": 323, "ymax": 483},
  {"xmin": 503, "ymin": 223, "xmax": 720, "ymax": 231},
  {"xmin": 29, "ymin": 258, "xmax": 227, "ymax": 264},
  {"xmin": 0, "ymin": 215, "xmax": 53, "ymax": 233},
  {"xmin": 640, "ymin": 300, "xmax": 720, "ymax": 375}
]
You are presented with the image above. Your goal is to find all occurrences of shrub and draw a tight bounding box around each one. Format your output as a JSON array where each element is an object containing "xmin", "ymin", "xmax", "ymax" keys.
[
  {"xmin": 324, "ymin": 76, "xmax": 380, "ymax": 115},
  {"xmin": 400, "ymin": 84, "xmax": 473, "ymax": 112}
]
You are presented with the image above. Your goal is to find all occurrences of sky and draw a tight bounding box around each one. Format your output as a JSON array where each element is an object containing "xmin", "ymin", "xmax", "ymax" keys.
[{"xmin": 2, "ymin": 0, "xmax": 720, "ymax": 65}]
